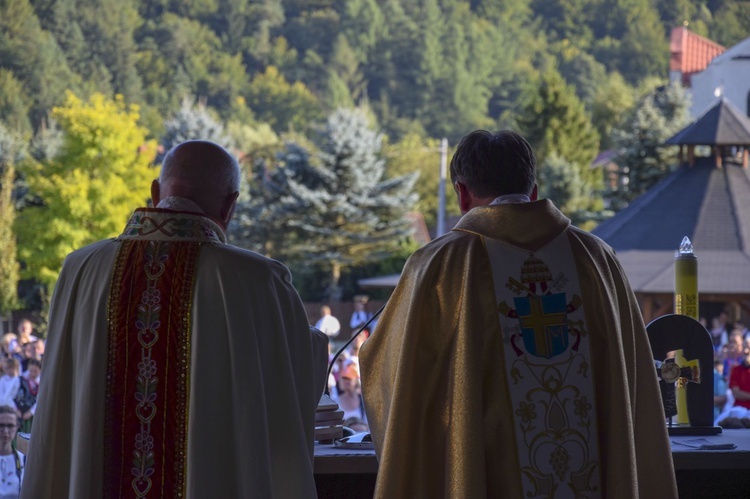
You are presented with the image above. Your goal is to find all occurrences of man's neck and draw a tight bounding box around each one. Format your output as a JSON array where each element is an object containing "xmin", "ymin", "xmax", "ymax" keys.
[
  {"xmin": 156, "ymin": 196, "xmax": 205, "ymax": 213},
  {"xmin": 489, "ymin": 193, "xmax": 531, "ymax": 206}
]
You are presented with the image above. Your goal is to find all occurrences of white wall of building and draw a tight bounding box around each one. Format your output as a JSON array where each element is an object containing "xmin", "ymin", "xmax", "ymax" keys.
[{"xmin": 690, "ymin": 37, "xmax": 750, "ymax": 118}]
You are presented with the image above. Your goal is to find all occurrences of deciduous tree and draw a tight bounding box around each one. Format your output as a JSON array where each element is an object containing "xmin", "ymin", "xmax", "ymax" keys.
[{"xmin": 16, "ymin": 92, "xmax": 157, "ymax": 286}]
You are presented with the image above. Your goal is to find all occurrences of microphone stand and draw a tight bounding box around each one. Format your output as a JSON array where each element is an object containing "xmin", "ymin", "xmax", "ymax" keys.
[{"xmin": 324, "ymin": 303, "xmax": 386, "ymax": 397}]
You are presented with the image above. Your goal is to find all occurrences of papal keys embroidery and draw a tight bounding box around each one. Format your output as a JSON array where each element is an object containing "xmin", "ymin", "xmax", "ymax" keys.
[{"xmin": 485, "ymin": 235, "xmax": 601, "ymax": 498}]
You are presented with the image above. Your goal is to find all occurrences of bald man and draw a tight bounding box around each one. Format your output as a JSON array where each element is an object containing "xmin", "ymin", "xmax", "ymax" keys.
[{"xmin": 23, "ymin": 141, "xmax": 328, "ymax": 499}]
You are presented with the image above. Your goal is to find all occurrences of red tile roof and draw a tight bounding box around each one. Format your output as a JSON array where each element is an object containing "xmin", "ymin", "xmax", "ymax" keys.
[{"xmin": 670, "ymin": 27, "xmax": 725, "ymax": 86}]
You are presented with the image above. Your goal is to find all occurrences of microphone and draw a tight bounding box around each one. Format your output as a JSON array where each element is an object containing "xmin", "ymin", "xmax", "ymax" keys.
[{"xmin": 324, "ymin": 303, "xmax": 386, "ymax": 397}]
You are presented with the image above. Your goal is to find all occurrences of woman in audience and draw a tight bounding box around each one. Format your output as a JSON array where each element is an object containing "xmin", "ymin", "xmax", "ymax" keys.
[
  {"xmin": 331, "ymin": 363, "xmax": 368, "ymax": 429},
  {"xmin": 0, "ymin": 405, "xmax": 24, "ymax": 498}
]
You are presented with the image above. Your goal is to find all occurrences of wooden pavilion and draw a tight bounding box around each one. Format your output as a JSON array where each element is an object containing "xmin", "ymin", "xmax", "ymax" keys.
[
  {"xmin": 593, "ymin": 153, "xmax": 750, "ymax": 324},
  {"xmin": 666, "ymin": 97, "xmax": 750, "ymax": 168}
]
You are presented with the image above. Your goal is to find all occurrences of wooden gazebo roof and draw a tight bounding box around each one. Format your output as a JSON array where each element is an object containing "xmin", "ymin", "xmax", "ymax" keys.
[
  {"xmin": 666, "ymin": 97, "xmax": 750, "ymax": 146},
  {"xmin": 593, "ymin": 157, "xmax": 750, "ymax": 321}
]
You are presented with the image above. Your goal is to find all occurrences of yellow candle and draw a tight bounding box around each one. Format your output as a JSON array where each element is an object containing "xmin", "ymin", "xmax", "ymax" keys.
[
  {"xmin": 674, "ymin": 237, "xmax": 698, "ymax": 425},
  {"xmin": 675, "ymin": 236, "xmax": 698, "ymax": 320}
]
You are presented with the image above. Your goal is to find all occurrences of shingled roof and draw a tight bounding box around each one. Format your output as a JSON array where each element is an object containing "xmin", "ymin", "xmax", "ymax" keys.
[
  {"xmin": 593, "ymin": 157, "xmax": 750, "ymax": 295},
  {"xmin": 666, "ymin": 97, "xmax": 750, "ymax": 146}
]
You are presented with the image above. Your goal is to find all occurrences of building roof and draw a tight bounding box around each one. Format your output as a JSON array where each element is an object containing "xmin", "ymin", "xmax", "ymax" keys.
[
  {"xmin": 665, "ymin": 97, "xmax": 750, "ymax": 146},
  {"xmin": 708, "ymin": 36, "xmax": 750, "ymax": 66},
  {"xmin": 669, "ymin": 27, "xmax": 725, "ymax": 85},
  {"xmin": 593, "ymin": 157, "xmax": 750, "ymax": 294}
]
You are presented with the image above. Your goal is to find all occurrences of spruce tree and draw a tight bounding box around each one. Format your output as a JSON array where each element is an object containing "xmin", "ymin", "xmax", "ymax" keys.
[
  {"xmin": 234, "ymin": 108, "xmax": 418, "ymax": 301},
  {"xmin": 159, "ymin": 98, "xmax": 234, "ymax": 159}
]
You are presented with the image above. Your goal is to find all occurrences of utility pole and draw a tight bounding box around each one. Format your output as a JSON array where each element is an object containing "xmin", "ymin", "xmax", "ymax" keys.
[{"xmin": 437, "ymin": 138, "xmax": 448, "ymax": 237}]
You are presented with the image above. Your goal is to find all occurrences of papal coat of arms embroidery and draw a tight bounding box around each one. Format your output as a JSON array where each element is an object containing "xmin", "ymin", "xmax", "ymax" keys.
[{"xmin": 486, "ymin": 235, "xmax": 601, "ymax": 498}]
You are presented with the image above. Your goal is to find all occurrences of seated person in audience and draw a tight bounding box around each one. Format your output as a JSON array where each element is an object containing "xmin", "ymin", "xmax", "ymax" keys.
[
  {"xmin": 0, "ymin": 359, "xmax": 20, "ymax": 415},
  {"xmin": 331, "ymin": 363, "xmax": 367, "ymax": 427},
  {"xmin": 717, "ymin": 344, "xmax": 750, "ymax": 425},
  {"xmin": 15, "ymin": 320, "xmax": 37, "ymax": 347},
  {"xmin": 714, "ymin": 359, "xmax": 730, "ymax": 421},
  {"xmin": 722, "ymin": 332, "xmax": 744, "ymax": 378},
  {"xmin": 18, "ymin": 359, "xmax": 41, "ymax": 433},
  {"xmin": 0, "ymin": 335, "xmax": 21, "ymax": 364},
  {"xmin": 0, "ymin": 405, "xmax": 24, "ymax": 497}
]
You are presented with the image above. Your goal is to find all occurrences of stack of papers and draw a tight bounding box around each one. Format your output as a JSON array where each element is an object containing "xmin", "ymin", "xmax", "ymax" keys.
[{"xmin": 671, "ymin": 438, "xmax": 737, "ymax": 450}]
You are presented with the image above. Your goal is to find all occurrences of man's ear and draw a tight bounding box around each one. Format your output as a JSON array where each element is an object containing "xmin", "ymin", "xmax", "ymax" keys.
[
  {"xmin": 220, "ymin": 191, "xmax": 240, "ymax": 229},
  {"xmin": 151, "ymin": 179, "xmax": 161, "ymax": 207},
  {"xmin": 530, "ymin": 183, "xmax": 538, "ymax": 201},
  {"xmin": 455, "ymin": 181, "xmax": 473, "ymax": 214}
]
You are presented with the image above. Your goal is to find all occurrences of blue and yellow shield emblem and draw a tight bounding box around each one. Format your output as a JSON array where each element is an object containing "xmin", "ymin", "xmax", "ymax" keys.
[{"xmin": 513, "ymin": 293, "xmax": 569, "ymax": 359}]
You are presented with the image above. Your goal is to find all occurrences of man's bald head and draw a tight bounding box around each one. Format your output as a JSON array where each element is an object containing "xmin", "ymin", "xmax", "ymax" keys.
[{"xmin": 153, "ymin": 140, "xmax": 241, "ymax": 228}]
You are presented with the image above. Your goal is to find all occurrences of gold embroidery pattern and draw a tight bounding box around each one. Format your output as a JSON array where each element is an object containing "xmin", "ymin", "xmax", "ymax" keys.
[
  {"xmin": 104, "ymin": 238, "xmax": 200, "ymax": 498},
  {"xmin": 488, "ymin": 243, "xmax": 601, "ymax": 498},
  {"xmin": 121, "ymin": 209, "xmax": 225, "ymax": 244}
]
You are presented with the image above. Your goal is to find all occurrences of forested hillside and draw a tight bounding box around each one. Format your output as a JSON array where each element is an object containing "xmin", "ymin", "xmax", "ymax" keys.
[
  {"xmin": 0, "ymin": 0, "xmax": 748, "ymax": 306},
  {"xmin": 2, "ymin": 0, "xmax": 749, "ymax": 142}
]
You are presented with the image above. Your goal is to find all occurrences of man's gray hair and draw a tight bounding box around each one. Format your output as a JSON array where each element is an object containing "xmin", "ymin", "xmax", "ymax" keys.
[{"xmin": 160, "ymin": 140, "xmax": 241, "ymax": 194}]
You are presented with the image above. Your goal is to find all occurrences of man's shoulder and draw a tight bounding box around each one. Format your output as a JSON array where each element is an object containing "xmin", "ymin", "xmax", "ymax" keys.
[
  {"xmin": 201, "ymin": 244, "xmax": 291, "ymax": 278},
  {"xmin": 61, "ymin": 238, "xmax": 119, "ymax": 268},
  {"xmin": 566, "ymin": 225, "xmax": 617, "ymax": 259},
  {"xmin": 415, "ymin": 230, "xmax": 477, "ymax": 256}
]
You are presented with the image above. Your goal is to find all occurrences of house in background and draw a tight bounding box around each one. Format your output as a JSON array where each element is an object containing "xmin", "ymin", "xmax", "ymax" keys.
[
  {"xmin": 670, "ymin": 26, "xmax": 750, "ymax": 119},
  {"xmin": 690, "ymin": 36, "xmax": 750, "ymax": 118},
  {"xmin": 669, "ymin": 26, "xmax": 725, "ymax": 90}
]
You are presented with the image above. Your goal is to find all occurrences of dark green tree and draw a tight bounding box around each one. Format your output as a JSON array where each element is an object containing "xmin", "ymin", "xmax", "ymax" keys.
[
  {"xmin": 610, "ymin": 83, "xmax": 691, "ymax": 208},
  {"xmin": 0, "ymin": 125, "xmax": 22, "ymax": 319},
  {"xmin": 0, "ymin": 0, "xmax": 75, "ymax": 127},
  {"xmin": 518, "ymin": 69, "xmax": 603, "ymax": 219},
  {"xmin": 0, "ymin": 69, "xmax": 32, "ymax": 136}
]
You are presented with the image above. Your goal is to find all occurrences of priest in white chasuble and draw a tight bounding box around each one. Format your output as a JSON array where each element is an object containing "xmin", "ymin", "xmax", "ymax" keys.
[
  {"xmin": 22, "ymin": 141, "xmax": 328, "ymax": 499},
  {"xmin": 360, "ymin": 130, "xmax": 677, "ymax": 499}
]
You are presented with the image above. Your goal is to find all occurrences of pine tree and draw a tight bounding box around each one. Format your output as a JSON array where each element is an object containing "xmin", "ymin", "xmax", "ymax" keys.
[
  {"xmin": 234, "ymin": 108, "xmax": 418, "ymax": 301},
  {"xmin": 518, "ymin": 69, "xmax": 604, "ymax": 220}
]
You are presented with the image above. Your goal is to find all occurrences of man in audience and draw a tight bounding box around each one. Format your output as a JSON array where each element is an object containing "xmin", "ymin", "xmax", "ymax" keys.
[
  {"xmin": 23, "ymin": 140, "xmax": 328, "ymax": 499},
  {"xmin": 315, "ymin": 305, "xmax": 341, "ymax": 338}
]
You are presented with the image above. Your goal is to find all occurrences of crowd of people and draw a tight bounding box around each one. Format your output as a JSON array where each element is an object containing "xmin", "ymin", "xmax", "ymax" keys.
[
  {"xmin": 0, "ymin": 319, "xmax": 45, "ymax": 498},
  {"xmin": 318, "ymin": 297, "xmax": 375, "ymax": 432},
  {"xmin": 709, "ymin": 311, "xmax": 750, "ymax": 427}
]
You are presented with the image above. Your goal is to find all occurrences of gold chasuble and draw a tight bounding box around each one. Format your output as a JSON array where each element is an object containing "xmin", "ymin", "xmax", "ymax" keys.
[
  {"xmin": 360, "ymin": 200, "xmax": 678, "ymax": 499},
  {"xmin": 487, "ymin": 235, "xmax": 599, "ymax": 496}
]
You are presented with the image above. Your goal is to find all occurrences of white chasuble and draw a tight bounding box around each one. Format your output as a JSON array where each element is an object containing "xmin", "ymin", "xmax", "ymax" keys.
[{"xmin": 485, "ymin": 233, "xmax": 601, "ymax": 498}]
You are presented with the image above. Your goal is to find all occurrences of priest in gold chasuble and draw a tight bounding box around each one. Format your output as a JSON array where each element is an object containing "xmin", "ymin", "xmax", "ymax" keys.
[
  {"xmin": 360, "ymin": 131, "xmax": 677, "ymax": 498},
  {"xmin": 22, "ymin": 141, "xmax": 328, "ymax": 499}
]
